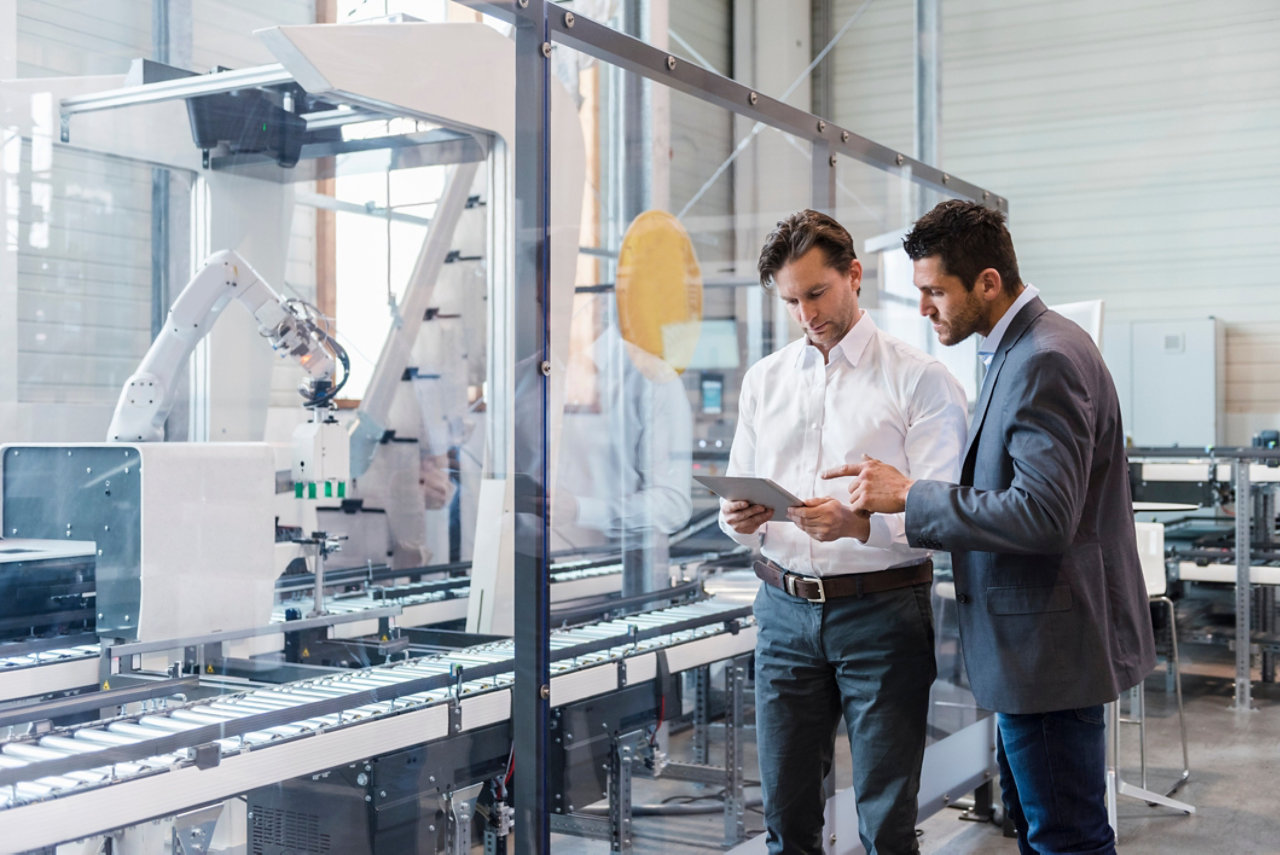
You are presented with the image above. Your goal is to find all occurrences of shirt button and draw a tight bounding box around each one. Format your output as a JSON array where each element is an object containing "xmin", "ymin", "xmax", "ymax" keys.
[
  {"xmin": 811, "ymin": 423, "xmax": 818, "ymax": 429},
  {"xmin": 957, "ymin": 593, "xmax": 970, "ymax": 604}
]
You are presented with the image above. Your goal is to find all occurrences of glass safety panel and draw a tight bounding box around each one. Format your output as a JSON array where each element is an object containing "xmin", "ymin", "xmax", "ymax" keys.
[{"xmin": 834, "ymin": 157, "xmax": 988, "ymax": 749}]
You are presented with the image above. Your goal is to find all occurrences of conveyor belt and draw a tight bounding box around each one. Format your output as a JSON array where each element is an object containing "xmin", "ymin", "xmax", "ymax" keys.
[
  {"xmin": 0, "ymin": 598, "xmax": 755, "ymax": 852},
  {"xmin": 274, "ymin": 584, "xmax": 469, "ymax": 634},
  {"xmin": 0, "ymin": 558, "xmax": 653, "ymax": 703},
  {"xmin": 0, "ymin": 644, "xmax": 100, "ymax": 704}
]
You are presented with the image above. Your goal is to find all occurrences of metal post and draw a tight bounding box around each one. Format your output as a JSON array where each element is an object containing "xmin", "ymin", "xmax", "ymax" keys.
[
  {"xmin": 914, "ymin": 0, "xmax": 939, "ymax": 168},
  {"xmin": 1233, "ymin": 459, "xmax": 1254, "ymax": 710},
  {"xmin": 309, "ymin": 542, "xmax": 327, "ymax": 618},
  {"xmin": 1259, "ymin": 482, "xmax": 1276, "ymax": 682},
  {"xmin": 812, "ymin": 140, "xmax": 835, "ymax": 214},
  {"xmin": 723, "ymin": 658, "xmax": 747, "ymax": 847},
  {"xmin": 511, "ymin": 2, "xmax": 553, "ymax": 853},
  {"xmin": 616, "ymin": 0, "xmax": 658, "ymax": 603},
  {"xmin": 810, "ymin": 0, "xmax": 834, "ymax": 121},
  {"xmin": 960, "ymin": 779, "xmax": 996, "ymax": 823},
  {"xmin": 1263, "ymin": 586, "xmax": 1277, "ymax": 683},
  {"xmin": 149, "ymin": 0, "xmax": 171, "ymax": 342},
  {"xmin": 692, "ymin": 665, "xmax": 710, "ymax": 765},
  {"xmin": 150, "ymin": 171, "xmax": 170, "ymax": 340},
  {"xmin": 621, "ymin": 0, "xmax": 650, "ymax": 224},
  {"xmin": 609, "ymin": 739, "xmax": 635, "ymax": 854},
  {"xmin": 914, "ymin": 0, "xmax": 939, "ymax": 220}
]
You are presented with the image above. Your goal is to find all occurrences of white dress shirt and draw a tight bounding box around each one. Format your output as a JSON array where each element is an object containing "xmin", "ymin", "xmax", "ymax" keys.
[
  {"xmin": 978, "ymin": 284, "xmax": 1040, "ymax": 367},
  {"xmin": 719, "ymin": 311, "xmax": 967, "ymax": 577}
]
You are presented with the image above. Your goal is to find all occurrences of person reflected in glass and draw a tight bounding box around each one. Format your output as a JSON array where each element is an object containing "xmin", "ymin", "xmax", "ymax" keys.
[{"xmin": 552, "ymin": 318, "xmax": 693, "ymax": 556}]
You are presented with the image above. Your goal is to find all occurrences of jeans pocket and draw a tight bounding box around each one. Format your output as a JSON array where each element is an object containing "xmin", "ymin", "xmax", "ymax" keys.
[{"xmin": 1072, "ymin": 704, "xmax": 1105, "ymax": 726}]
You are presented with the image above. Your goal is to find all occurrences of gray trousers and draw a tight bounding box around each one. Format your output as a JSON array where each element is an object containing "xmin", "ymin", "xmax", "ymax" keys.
[{"xmin": 753, "ymin": 579, "xmax": 935, "ymax": 855}]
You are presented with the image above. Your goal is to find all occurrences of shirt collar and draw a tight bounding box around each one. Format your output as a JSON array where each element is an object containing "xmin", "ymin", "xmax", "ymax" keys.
[
  {"xmin": 978, "ymin": 283, "xmax": 1040, "ymax": 366},
  {"xmin": 796, "ymin": 309, "xmax": 876, "ymax": 368}
]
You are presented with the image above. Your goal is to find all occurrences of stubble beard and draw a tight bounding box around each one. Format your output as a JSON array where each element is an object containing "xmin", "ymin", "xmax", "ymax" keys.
[{"xmin": 935, "ymin": 296, "xmax": 984, "ymax": 347}]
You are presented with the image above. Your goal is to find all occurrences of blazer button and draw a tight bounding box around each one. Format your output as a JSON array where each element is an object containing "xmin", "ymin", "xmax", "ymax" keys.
[{"xmin": 956, "ymin": 593, "xmax": 970, "ymax": 604}]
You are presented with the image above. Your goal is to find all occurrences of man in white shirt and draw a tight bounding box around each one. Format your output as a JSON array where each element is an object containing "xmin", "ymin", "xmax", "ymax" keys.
[{"xmin": 719, "ymin": 210, "xmax": 967, "ymax": 855}]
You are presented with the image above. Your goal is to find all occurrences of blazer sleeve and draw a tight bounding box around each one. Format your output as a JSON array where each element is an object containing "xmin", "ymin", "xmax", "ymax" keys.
[{"xmin": 906, "ymin": 345, "xmax": 1096, "ymax": 555}]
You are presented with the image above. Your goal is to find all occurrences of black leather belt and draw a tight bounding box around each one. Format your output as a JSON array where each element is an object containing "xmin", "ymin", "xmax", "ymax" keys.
[{"xmin": 753, "ymin": 558, "xmax": 933, "ymax": 603}]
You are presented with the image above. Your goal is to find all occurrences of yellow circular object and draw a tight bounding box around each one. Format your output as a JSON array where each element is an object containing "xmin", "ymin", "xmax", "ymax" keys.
[{"xmin": 615, "ymin": 210, "xmax": 703, "ymax": 375}]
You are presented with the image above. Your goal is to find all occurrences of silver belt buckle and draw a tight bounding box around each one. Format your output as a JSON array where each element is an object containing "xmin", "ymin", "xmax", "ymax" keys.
[{"xmin": 785, "ymin": 572, "xmax": 826, "ymax": 603}]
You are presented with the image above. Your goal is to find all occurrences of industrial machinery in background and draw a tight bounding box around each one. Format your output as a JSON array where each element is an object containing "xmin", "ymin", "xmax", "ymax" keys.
[
  {"xmin": 0, "ymin": 19, "xmax": 770, "ymax": 855},
  {"xmin": 0, "ymin": 10, "xmax": 1013, "ymax": 854},
  {"xmin": 1129, "ymin": 441, "xmax": 1280, "ymax": 712}
]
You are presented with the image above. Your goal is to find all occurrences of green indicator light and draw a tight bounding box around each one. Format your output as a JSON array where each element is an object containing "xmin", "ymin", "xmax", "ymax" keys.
[
  {"xmin": 337, "ymin": 482, "xmax": 346, "ymax": 498},
  {"xmin": 308, "ymin": 482, "xmax": 317, "ymax": 499},
  {"xmin": 261, "ymin": 122, "xmax": 267, "ymax": 132},
  {"xmin": 324, "ymin": 482, "xmax": 333, "ymax": 498},
  {"xmin": 294, "ymin": 482, "xmax": 303, "ymax": 499}
]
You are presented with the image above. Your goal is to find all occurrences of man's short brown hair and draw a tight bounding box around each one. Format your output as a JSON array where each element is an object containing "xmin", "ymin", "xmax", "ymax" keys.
[{"xmin": 757, "ymin": 209, "xmax": 857, "ymax": 290}]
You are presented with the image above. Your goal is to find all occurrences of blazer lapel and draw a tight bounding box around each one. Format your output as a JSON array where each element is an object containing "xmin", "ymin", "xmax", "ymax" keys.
[{"xmin": 961, "ymin": 297, "xmax": 1050, "ymax": 479}]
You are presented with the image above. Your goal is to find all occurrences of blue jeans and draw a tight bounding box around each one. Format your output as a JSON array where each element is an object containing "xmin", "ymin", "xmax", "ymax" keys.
[
  {"xmin": 996, "ymin": 706, "xmax": 1116, "ymax": 855},
  {"xmin": 754, "ymin": 580, "xmax": 936, "ymax": 855}
]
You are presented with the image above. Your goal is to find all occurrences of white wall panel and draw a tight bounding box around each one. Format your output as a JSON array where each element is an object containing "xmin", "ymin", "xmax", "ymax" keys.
[
  {"xmin": 827, "ymin": 0, "xmax": 914, "ymax": 154},
  {"xmin": 827, "ymin": 0, "xmax": 1280, "ymax": 441},
  {"xmin": 16, "ymin": 0, "xmax": 149, "ymax": 76},
  {"xmin": 189, "ymin": 0, "xmax": 313, "ymax": 71}
]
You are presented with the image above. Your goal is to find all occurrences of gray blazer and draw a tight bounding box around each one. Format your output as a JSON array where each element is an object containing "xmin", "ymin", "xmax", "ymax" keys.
[{"xmin": 907, "ymin": 297, "xmax": 1156, "ymax": 714}]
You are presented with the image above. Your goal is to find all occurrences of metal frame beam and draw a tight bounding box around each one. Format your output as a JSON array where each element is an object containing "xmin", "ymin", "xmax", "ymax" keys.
[
  {"xmin": 547, "ymin": 8, "xmax": 1000, "ymax": 209},
  {"xmin": 507, "ymin": 3, "xmax": 553, "ymax": 854},
  {"xmin": 458, "ymin": 1, "xmax": 1000, "ymax": 207},
  {"xmin": 59, "ymin": 64, "xmax": 293, "ymax": 139}
]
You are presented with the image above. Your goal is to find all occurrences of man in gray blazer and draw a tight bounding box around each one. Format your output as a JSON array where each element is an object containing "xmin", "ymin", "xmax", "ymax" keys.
[{"xmin": 828, "ymin": 200, "xmax": 1155, "ymax": 855}]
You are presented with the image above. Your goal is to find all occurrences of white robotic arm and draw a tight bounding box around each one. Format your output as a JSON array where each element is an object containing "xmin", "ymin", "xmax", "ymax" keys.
[{"xmin": 107, "ymin": 249, "xmax": 345, "ymax": 442}]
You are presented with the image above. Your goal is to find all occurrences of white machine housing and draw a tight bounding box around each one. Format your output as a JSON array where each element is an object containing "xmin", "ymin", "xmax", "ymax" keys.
[{"xmin": 0, "ymin": 442, "xmax": 277, "ymax": 649}]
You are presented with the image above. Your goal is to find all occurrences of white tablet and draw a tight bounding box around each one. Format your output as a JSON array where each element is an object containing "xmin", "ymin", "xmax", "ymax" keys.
[{"xmin": 694, "ymin": 474, "xmax": 804, "ymax": 521}]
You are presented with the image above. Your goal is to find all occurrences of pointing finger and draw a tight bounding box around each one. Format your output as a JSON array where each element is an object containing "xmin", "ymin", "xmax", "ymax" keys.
[{"xmin": 821, "ymin": 463, "xmax": 862, "ymax": 480}]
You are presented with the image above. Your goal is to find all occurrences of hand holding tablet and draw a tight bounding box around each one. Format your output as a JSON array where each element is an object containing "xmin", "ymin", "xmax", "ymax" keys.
[{"xmin": 694, "ymin": 474, "xmax": 804, "ymax": 522}]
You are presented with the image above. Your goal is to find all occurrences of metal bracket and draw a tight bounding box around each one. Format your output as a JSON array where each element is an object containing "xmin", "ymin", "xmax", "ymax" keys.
[
  {"xmin": 608, "ymin": 736, "xmax": 636, "ymax": 854},
  {"xmin": 449, "ymin": 697, "xmax": 463, "ymax": 735},
  {"xmin": 191, "ymin": 742, "xmax": 221, "ymax": 770},
  {"xmin": 445, "ymin": 783, "xmax": 484, "ymax": 855},
  {"xmin": 171, "ymin": 803, "xmax": 223, "ymax": 855}
]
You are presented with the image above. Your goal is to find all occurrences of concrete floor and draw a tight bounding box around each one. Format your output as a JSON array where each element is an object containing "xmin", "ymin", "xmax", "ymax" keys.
[
  {"xmin": 550, "ymin": 641, "xmax": 1280, "ymax": 854},
  {"xmin": 916, "ymin": 643, "xmax": 1280, "ymax": 855}
]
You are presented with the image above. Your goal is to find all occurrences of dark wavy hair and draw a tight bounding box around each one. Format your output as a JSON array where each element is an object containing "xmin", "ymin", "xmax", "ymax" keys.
[
  {"xmin": 757, "ymin": 209, "xmax": 857, "ymax": 290},
  {"xmin": 902, "ymin": 200, "xmax": 1021, "ymax": 295}
]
